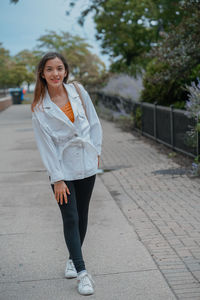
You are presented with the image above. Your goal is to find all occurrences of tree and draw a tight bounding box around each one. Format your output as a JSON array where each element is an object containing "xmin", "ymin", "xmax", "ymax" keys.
[
  {"xmin": 37, "ymin": 30, "xmax": 107, "ymax": 88},
  {"xmin": 0, "ymin": 44, "xmax": 39, "ymax": 89},
  {"xmin": 68, "ymin": 0, "xmax": 187, "ymax": 76},
  {"xmin": 9, "ymin": 62, "xmax": 28, "ymax": 87},
  {"xmin": 141, "ymin": 2, "xmax": 200, "ymax": 106},
  {"xmin": 12, "ymin": 0, "xmax": 187, "ymax": 76},
  {"xmin": 0, "ymin": 43, "xmax": 12, "ymax": 89},
  {"xmin": 14, "ymin": 50, "xmax": 42, "ymax": 91},
  {"xmin": 149, "ymin": 2, "xmax": 200, "ymax": 84}
]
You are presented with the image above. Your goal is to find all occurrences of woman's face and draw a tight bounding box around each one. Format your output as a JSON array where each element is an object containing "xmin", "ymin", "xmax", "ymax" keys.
[{"xmin": 42, "ymin": 57, "xmax": 67, "ymax": 89}]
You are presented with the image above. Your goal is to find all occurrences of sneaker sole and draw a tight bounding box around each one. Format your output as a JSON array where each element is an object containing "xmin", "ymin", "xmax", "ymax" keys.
[
  {"xmin": 78, "ymin": 290, "xmax": 94, "ymax": 295},
  {"xmin": 65, "ymin": 274, "xmax": 77, "ymax": 279}
]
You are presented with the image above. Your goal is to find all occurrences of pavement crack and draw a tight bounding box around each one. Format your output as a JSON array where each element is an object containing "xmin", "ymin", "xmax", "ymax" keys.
[{"xmin": 0, "ymin": 269, "xmax": 159, "ymax": 284}]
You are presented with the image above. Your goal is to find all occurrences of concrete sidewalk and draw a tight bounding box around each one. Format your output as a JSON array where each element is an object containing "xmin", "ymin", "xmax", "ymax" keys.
[{"xmin": 1, "ymin": 105, "xmax": 176, "ymax": 299}]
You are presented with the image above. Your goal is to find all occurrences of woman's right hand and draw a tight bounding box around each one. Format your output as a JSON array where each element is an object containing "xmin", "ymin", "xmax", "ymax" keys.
[{"xmin": 54, "ymin": 181, "xmax": 70, "ymax": 205}]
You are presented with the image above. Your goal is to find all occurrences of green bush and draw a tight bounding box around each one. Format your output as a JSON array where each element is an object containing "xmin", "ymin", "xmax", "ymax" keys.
[
  {"xmin": 134, "ymin": 107, "xmax": 142, "ymax": 130},
  {"xmin": 140, "ymin": 59, "xmax": 200, "ymax": 107},
  {"xmin": 173, "ymin": 101, "xmax": 186, "ymax": 109}
]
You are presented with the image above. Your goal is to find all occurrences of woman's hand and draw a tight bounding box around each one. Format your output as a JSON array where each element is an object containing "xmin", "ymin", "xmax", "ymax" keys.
[
  {"xmin": 98, "ymin": 155, "xmax": 100, "ymax": 168},
  {"xmin": 54, "ymin": 181, "xmax": 70, "ymax": 205}
]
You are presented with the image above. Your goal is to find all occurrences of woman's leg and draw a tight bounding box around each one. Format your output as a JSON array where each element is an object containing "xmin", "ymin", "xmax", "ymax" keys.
[
  {"xmin": 50, "ymin": 181, "xmax": 86, "ymax": 273},
  {"xmin": 74, "ymin": 174, "xmax": 96, "ymax": 247}
]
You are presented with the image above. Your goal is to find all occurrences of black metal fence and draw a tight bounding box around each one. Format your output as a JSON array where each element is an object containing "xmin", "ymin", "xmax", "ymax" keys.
[
  {"xmin": 95, "ymin": 92, "xmax": 200, "ymax": 159},
  {"xmin": 133, "ymin": 102, "xmax": 198, "ymax": 158}
]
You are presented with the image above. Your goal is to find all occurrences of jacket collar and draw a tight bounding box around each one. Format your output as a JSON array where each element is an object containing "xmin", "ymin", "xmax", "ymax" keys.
[{"xmin": 43, "ymin": 83, "xmax": 79, "ymax": 130}]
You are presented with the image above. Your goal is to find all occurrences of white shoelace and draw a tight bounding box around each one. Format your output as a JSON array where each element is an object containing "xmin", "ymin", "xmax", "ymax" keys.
[
  {"xmin": 80, "ymin": 273, "xmax": 95, "ymax": 287},
  {"xmin": 67, "ymin": 260, "xmax": 75, "ymax": 271}
]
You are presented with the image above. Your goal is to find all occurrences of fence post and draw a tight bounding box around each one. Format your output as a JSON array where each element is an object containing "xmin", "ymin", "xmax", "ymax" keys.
[
  {"xmin": 154, "ymin": 102, "xmax": 157, "ymax": 140},
  {"xmin": 170, "ymin": 105, "xmax": 174, "ymax": 150},
  {"xmin": 132, "ymin": 102, "xmax": 136, "ymax": 129},
  {"xmin": 140, "ymin": 102, "xmax": 143, "ymax": 135}
]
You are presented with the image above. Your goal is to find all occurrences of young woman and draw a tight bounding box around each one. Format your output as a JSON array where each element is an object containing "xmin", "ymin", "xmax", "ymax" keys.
[{"xmin": 31, "ymin": 52, "xmax": 103, "ymax": 296}]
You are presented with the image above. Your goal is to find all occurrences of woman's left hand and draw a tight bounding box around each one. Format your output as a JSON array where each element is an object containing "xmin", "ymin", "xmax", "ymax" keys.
[{"xmin": 98, "ymin": 155, "xmax": 100, "ymax": 168}]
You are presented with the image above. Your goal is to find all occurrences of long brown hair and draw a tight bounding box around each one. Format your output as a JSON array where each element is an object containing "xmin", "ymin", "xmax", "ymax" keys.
[{"xmin": 31, "ymin": 52, "xmax": 69, "ymax": 112}]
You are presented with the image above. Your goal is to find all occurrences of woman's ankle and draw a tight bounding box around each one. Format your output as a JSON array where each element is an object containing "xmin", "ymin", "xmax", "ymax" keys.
[{"xmin": 77, "ymin": 269, "xmax": 87, "ymax": 276}]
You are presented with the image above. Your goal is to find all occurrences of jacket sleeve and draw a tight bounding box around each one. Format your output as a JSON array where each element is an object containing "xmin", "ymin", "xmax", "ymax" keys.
[
  {"xmin": 32, "ymin": 114, "xmax": 64, "ymax": 184},
  {"xmin": 78, "ymin": 84, "xmax": 103, "ymax": 155}
]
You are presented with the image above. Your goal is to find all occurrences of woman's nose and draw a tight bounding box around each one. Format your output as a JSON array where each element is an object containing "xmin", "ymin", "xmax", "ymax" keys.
[{"xmin": 53, "ymin": 69, "xmax": 59, "ymax": 76}]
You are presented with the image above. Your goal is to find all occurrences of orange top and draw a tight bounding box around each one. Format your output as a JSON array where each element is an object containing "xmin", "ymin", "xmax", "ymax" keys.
[{"xmin": 60, "ymin": 101, "xmax": 74, "ymax": 123}]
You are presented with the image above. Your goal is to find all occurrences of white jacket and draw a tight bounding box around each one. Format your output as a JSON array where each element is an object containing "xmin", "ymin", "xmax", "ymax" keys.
[{"xmin": 32, "ymin": 83, "xmax": 103, "ymax": 184}]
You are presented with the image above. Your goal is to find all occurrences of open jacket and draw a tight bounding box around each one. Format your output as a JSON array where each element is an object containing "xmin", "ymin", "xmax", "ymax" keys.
[{"xmin": 32, "ymin": 83, "xmax": 103, "ymax": 184}]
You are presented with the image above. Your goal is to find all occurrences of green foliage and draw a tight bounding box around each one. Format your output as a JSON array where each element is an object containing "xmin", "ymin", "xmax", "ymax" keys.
[
  {"xmin": 9, "ymin": 0, "xmax": 190, "ymax": 79},
  {"xmin": 0, "ymin": 43, "xmax": 12, "ymax": 88},
  {"xmin": 9, "ymin": 62, "xmax": 27, "ymax": 87},
  {"xmin": 134, "ymin": 106, "xmax": 142, "ymax": 129},
  {"xmin": 0, "ymin": 30, "xmax": 107, "ymax": 89},
  {"xmin": 140, "ymin": 2, "xmax": 200, "ymax": 106},
  {"xmin": 140, "ymin": 59, "xmax": 171, "ymax": 105},
  {"xmin": 14, "ymin": 50, "xmax": 42, "ymax": 89},
  {"xmin": 0, "ymin": 43, "xmax": 40, "ymax": 88},
  {"xmin": 68, "ymin": 0, "xmax": 186, "ymax": 76},
  {"xmin": 173, "ymin": 101, "xmax": 185, "ymax": 109},
  {"xmin": 140, "ymin": 58, "xmax": 198, "ymax": 106}
]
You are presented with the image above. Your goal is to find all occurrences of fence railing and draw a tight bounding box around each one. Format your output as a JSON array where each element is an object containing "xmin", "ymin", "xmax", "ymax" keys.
[
  {"xmin": 133, "ymin": 102, "xmax": 198, "ymax": 158},
  {"xmin": 95, "ymin": 92, "xmax": 199, "ymax": 159}
]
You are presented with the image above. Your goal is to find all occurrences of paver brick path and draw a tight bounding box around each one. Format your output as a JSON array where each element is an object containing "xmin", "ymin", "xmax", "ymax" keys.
[{"xmin": 100, "ymin": 118, "xmax": 200, "ymax": 299}]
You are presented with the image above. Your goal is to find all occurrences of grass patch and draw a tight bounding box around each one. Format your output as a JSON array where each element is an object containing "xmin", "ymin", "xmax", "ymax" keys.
[{"xmin": 113, "ymin": 114, "xmax": 134, "ymax": 132}]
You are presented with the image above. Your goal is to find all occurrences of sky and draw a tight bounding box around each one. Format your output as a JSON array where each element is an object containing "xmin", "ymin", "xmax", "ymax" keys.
[{"xmin": 0, "ymin": 0, "xmax": 110, "ymax": 68}]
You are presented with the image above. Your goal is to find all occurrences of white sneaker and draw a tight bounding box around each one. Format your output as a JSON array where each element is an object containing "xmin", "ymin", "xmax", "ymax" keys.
[
  {"xmin": 65, "ymin": 259, "xmax": 77, "ymax": 278},
  {"xmin": 77, "ymin": 271, "xmax": 95, "ymax": 295}
]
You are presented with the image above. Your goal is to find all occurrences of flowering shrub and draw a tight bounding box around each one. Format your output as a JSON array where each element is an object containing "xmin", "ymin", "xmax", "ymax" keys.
[
  {"xmin": 185, "ymin": 78, "xmax": 200, "ymax": 175},
  {"xmin": 141, "ymin": 2, "xmax": 200, "ymax": 106},
  {"xmin": 185, "ymin": 78, "xmax": 200, "ymax": 117}
]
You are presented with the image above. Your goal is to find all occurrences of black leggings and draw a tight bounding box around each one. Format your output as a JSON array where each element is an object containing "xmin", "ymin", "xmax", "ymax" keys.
[{"xmin": 50, "ymin": 174, "xmax": 96, "ymax": 273}]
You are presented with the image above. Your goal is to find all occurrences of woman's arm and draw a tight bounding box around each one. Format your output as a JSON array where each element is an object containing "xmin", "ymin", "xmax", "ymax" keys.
[{"xmin": 32, "ymin": 115, "xmax": 64, "ymax": 184}]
